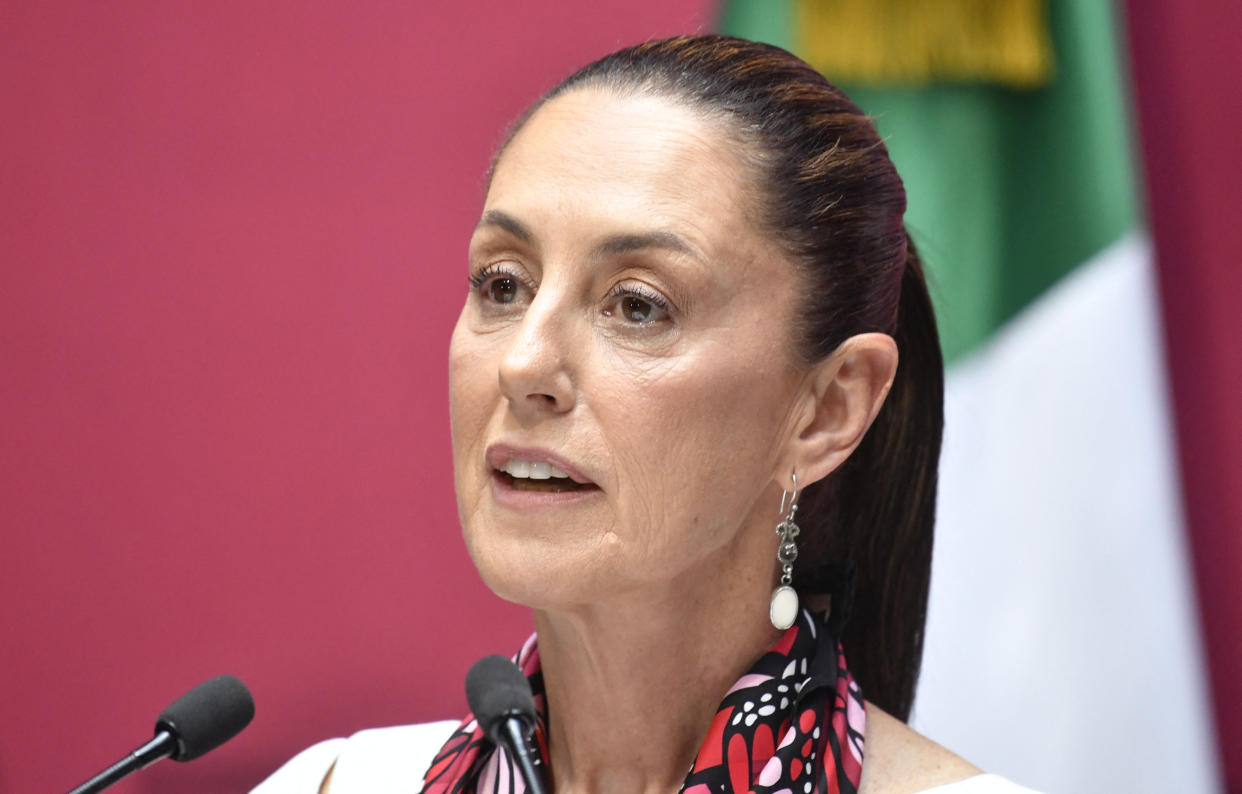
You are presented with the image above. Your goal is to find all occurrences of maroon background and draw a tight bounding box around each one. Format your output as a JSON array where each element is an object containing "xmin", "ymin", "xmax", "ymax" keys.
[
  {"xmin": 0, "ymin": 3, "xmax": 712, "ymax": 791},
  {"xmin": 1125, "ymin": 0, "xmax": 1242, "ymax": 789}
]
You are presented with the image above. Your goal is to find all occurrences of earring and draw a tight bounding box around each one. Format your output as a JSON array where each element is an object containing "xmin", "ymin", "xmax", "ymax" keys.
[{"xmin": 769, "ymin": 474, "xmax": 801, "ymax": 631}]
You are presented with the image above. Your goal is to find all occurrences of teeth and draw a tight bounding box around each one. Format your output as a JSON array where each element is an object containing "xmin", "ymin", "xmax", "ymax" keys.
[{"xmin": 502, "ymin": 459, "xmax": 571, "ymax": 479}]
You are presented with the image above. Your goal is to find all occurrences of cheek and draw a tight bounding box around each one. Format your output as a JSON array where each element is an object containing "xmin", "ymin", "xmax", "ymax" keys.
[
  {"xmin": 448, "ymin": 323, "xmax": 497, "ymax": 488},
  {"xmin": 597, "ymin": 344, "xmax": 795, "ymax": 549},
  {"xmin": 448, "ymin": 318, "xmax": 492, "ymax": 420}
]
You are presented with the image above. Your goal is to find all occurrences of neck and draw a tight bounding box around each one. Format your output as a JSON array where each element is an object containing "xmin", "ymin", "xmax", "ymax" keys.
[{"xmin": 532, "ymin": 546, "xmax": 781, "ymax": 794}]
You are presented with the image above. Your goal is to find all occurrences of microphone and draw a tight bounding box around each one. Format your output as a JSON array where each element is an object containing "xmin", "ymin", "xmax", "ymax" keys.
[
  {"xmin": 466, "ymin": 655, "xmax": 550, "ymax": 794},
  {"xmin": 66, "ymin": 674, "xmax": 255, "ymax": 794}
]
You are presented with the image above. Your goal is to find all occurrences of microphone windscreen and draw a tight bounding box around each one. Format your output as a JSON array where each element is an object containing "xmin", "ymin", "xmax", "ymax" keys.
[
  {"xmin": 466, "ymin": 655, "xmax": 537, "ymax": 736},
  {"xmin": 155, "ymin": 674, "xmax": 255, "ymax": 762}
]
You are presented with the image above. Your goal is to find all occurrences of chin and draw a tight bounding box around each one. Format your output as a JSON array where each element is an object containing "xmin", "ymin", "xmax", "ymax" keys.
[{"xmin": 465, "ymin": 526, "xmax": 623, "ymax": 612}]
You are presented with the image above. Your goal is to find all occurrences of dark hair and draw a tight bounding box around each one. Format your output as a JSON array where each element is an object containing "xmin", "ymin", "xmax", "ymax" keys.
[{"xmin": 504, "ymin": 35, "xmax": 944, "ymax": 722}]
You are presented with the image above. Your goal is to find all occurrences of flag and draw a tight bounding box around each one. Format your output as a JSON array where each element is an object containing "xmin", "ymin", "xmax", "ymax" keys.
[{"xmin": 719, "ymin": 1, "xmax": 1223, "ymax": 790}]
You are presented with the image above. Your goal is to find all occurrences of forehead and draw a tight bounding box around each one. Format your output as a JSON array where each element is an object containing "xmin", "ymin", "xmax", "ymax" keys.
[{"xmin": 486, "ymin": 89, "xmax": 760, "ymax": 244}]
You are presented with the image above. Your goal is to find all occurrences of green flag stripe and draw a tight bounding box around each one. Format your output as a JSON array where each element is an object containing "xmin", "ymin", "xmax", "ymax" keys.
[
  {"xmin": 717, "ymin": 1, "xmax": 794, "ymax": 51},
  {"xmin": 719, "ymin": 0, "xmax": 1138, "ymax": 362}
]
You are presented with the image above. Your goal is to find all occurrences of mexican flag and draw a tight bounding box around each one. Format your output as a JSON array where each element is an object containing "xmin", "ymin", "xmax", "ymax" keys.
[{"xmin": 718, "ymin": 1, "xmax": 1230, "ymax": 791}]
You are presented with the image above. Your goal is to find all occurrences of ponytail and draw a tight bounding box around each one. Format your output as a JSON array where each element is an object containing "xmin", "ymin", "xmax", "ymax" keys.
[{"xmin": 794, "ymin": 232, "xmax": 944, "ymax": 721}]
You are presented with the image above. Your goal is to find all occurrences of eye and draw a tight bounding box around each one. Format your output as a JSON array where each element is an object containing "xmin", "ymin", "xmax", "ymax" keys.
[
  {"xmin": 488, "ymin": 276, "xmax": 519, "ymax": 304},
  {"xmin": 621, "ymin": 295, "xmax": 655, "ymax": 322},
  {"xmin": 604, "ymin": 284, "xmax": 670, "ymax": 325},
  {"xmin": 469, "ymin": 264, "xmax": 530, "ymax": 307}
]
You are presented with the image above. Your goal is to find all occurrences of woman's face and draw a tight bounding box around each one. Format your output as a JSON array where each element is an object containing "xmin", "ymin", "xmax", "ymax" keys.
[{"xmin": 449, "ymin": 89, "xmax": 810, "ymax": 610}]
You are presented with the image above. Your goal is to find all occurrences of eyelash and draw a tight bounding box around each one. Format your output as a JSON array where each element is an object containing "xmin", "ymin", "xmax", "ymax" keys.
[
  {"xmin": 468, "ymin": 263, "xmax": 524, "ymax": 291},
  {"xmin": 468, "ymin": 263, "xmax": 672, "ymax": 322},
  {"xmin": 605, "ymin": 282, "xmax": 669, "ymax": 313}
]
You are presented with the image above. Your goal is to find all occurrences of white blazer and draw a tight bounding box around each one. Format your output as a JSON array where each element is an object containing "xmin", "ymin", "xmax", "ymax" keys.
[{"xmin": 249, "ymin": 721, "xmax": 1041, "ymax": 794}]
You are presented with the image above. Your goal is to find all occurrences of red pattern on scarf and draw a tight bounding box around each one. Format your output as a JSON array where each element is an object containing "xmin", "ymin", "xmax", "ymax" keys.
[{"xmin": 422, "ymin": 611, "xmax": 864, "ymax": 794}]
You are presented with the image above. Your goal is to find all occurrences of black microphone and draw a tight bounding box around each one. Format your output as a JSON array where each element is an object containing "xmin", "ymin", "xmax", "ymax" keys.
[
  {"xmin": 466, "ymin": 655, "xmax": 550, "ymax": 794},
  {"xmin": 66, "ymin": 674, "xmax": 255, "ymax": 794}
]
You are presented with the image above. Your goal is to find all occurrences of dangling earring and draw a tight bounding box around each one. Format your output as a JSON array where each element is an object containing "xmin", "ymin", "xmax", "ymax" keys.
[{"xmin": 769, "ymin": 473, "xmax": 801, "ymax": 630}]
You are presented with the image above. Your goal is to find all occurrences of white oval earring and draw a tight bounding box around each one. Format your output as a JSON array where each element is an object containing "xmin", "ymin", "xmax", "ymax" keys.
[{"xmin": 769, "ymin": 473, "xmax": 801, "ymax": 631}]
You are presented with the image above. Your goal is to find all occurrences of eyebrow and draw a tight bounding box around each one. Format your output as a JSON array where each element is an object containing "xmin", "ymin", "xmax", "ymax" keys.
[
  {"xmin": 475, "ymin": 210, "xmax": 698, "ymax": 260},
  {"xmin": 475, "ymin": 209, "xmax": 533, "ymax": 243},
  {"xmin": 595, "ymin": 230, "xmax": 695, "ymax": 258}
]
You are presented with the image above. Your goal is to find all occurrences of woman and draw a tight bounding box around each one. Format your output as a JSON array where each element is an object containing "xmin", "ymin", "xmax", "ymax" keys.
[{"xmin": 255, "ymin": 35, "xmax": 1038, "ymax": 794}]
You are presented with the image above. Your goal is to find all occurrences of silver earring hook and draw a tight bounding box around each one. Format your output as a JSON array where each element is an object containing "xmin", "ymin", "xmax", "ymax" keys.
[
  {"xmin": 779, "ymin": 472, "xmax": 799, "ymax": 518},
  {"xmin": 770, "ymin": 472, "xmax": 803, "ymax": 629}
]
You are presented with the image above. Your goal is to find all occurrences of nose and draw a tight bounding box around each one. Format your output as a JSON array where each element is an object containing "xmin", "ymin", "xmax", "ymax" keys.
[{"xmin": 497, "ymin": 290, "xmax": 575, "ymax": 419}]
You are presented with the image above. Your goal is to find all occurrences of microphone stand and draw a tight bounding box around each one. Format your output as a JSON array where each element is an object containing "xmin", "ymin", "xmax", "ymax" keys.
[
  {"xmin": 67, "ymin": 731, "xmax": 177, "ymax": 794},
  {"xmin": 497, "ymin": 716, "xmax": 549, "ymax": 794}
]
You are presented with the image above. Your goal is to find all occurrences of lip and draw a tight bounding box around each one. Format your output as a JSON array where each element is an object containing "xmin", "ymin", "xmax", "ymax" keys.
[
  {"xmin": 484, "ymin": 443, "xmax": 603, "ymax": 511},
  {"xmin": 485, "ymin": 443, "xmax": 596, "ymax": 485},
  {"xmin": 488, "ymin": 469, "xmax": 603, "ymax": 510}
]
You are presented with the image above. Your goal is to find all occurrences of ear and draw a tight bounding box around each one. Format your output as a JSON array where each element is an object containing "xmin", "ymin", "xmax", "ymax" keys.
[{"xmin": 779, "ymin": 333, "xmax": 898, "ymax": 489}]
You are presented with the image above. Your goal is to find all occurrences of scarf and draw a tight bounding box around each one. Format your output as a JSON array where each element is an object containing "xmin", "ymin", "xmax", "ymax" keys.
[{"xmin": 421, "ymin": 609, "xmax": 865, "ymax": 794}]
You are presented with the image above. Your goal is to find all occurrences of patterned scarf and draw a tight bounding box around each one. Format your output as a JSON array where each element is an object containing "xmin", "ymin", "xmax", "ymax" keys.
[{"xmin": 421, "ymin": 609, "xmax": 864, "ymax": 794}]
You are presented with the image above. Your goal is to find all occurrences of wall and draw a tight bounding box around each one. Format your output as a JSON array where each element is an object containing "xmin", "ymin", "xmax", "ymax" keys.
[{"xmin": 0, "ymin": 3, "xmax": 713, "ymax": 790}]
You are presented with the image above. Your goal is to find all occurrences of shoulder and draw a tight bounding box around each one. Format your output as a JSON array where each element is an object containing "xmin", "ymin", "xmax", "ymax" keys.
[
  {"xmin": 858, "ymin": 706, "xmax": 1043, "ymax": 793},
  {"xmin": 249, "ymin": 720, "xmax": 460, "ymax": 794},
  {"xmin": 859, "ymin": 703, "xmax": 983, "ymax": 794}
]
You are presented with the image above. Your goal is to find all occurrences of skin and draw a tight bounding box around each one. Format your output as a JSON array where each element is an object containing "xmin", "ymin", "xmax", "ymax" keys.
[{"xmin": 322, "ymin": 88, "xmax": 977, "ymax": 794}]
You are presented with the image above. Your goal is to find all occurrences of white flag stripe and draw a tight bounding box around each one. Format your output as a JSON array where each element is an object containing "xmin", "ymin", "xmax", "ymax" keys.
[{"xmin": 913, "ymin": 233, "xmax": 1220, "ymax": 793}]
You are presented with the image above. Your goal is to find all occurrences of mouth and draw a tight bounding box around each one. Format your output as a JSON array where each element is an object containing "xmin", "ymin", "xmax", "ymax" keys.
[{"xmin": 493, "ymin": 458, "xmax": 600, "ymax": 493}]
